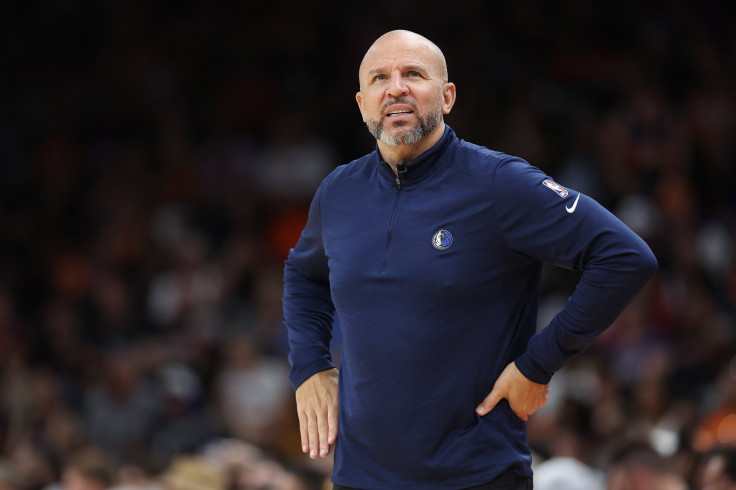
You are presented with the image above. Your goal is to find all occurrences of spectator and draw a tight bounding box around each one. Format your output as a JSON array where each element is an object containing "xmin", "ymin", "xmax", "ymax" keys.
[
  {"xmin": 83, "ymin": 349, "xmax": 159, "ymax": 461},
  {"xmin": 606, "ymin": 440, "xmax": 689, "ymax": 490},
  {"xmin": 60, "ymin": 447, "xmax": 117, "ymax": 490},
  {"xmin": 698, "ymin": 445, "xmax": 736, "ymax": 490},
  {"xmin": 159, "ymin": 456, "xmax": 228, "ymax": 490}
]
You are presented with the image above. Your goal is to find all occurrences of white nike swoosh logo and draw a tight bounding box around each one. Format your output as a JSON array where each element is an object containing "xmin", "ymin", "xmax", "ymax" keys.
[{"xmin": 566, "ymin": 193, "xmax": 580, "ymax": 213}]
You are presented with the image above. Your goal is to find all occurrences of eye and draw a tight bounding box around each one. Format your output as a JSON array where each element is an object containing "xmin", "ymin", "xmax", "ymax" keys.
[
  {"xmin": 408, "ymin": 71, "xmax": 422, "ymax": 77},
  {"xmin": 372, "ymin": 74, "xmax": 387, "ymax": 82}
]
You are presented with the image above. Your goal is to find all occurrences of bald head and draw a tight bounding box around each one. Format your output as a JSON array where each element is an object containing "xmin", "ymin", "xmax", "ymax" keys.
[{"xmin": 358, "ymin": 30, "xmax": 448, "ymax": 90}]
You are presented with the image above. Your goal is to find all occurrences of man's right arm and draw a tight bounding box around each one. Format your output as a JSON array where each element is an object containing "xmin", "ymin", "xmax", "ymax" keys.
[
  {"xmin": 283, "ymin": 183, "xmax": 339, "ymax": 457},
  {"xmin": 283, "ymin": 257, "xmax": 335, "ymax": 388}
]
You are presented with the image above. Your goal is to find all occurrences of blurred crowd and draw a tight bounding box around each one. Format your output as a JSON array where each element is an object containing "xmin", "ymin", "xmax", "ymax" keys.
[{"xmin": 1, "ymin": 0, "xmax": 735, "ymax": 489}]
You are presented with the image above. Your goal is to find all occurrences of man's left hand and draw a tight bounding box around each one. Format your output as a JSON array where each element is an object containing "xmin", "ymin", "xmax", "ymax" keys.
[{"xmin": 475, "ymin": 362, "xmax": 549, "ymax": 421}]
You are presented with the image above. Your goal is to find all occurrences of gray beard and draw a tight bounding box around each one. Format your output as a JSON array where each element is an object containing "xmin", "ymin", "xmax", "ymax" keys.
[{"xmin": 366, "ymin": 106, "xmax": 442, "ymax": 147}]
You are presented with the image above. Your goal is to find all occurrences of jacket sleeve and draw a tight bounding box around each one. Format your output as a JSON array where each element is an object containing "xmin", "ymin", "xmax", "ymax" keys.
[
  {"xmin": 283, "ymin": 183, "xmax": 336, "ymax": 390},
  {"xmin": 493, "ymin": 158, "xmax": 658, "ymax": 384}
]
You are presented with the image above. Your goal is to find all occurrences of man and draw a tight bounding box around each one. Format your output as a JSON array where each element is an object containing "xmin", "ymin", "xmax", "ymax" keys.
[
  {"xmin": 283, "ymin": 30, "xmax": 657, "ymax": 489},
  {"xmin": 699, "ymin": 446, "xmax": 736, "ymax": 490}
]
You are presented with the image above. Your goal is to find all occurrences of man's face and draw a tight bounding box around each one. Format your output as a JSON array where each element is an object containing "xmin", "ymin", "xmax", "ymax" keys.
[
  {"xmin": 701, "ymin": 456, "xmax": 736, "ymax": 490},
  {"xmin": 356, "ymin": 34, "xmax": 454, "ymax": 147}
]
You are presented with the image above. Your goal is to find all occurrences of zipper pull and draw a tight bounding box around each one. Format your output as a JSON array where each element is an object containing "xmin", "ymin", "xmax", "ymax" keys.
[{"xmin": 395, "ymin": 161, "xmax": 407, "ymax": 189}]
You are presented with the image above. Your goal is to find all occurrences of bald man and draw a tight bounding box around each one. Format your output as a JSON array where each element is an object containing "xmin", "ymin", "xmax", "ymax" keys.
[{"xmin": 283, "ymin": 30, "xmax": 657, "ymax": 489}]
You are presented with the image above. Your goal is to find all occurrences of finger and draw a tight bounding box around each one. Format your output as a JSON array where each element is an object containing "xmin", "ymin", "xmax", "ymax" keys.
[
  {"xmin": 307, "ymin": 411, "xmax": 319, "ymax": 459},
  {"xmin": 317, "ymin": 409, "xmax": 330, "ymax": 457},
  {"xmin": 297, "ymin": 409, "xmax": 309, "ymax": 454},
  {"xmin": 328, "ymin": 404, "xmax": 339, "ymax": 445},
  {"xmin": 476, "ymin": 388, "xmax": 502, "ymax": 416}
]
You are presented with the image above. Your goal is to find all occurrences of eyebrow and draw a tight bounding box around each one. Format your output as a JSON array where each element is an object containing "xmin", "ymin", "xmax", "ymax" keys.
[
  {"xmin": 402, "ymin": 64, "xmax": 429, "ymax": 73},
  {"xmin": 367, "ymin": 63, "xmax": 429, "ymax": 78},
  {"xmin": 366, "ymin": 68, "xmax": 384, "ymax": 78}
]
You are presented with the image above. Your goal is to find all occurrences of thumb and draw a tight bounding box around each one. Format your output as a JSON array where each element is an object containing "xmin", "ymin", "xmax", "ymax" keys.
[{"xmin": 476, "ymin": 386, "xmax": 504, "ymax": 417}]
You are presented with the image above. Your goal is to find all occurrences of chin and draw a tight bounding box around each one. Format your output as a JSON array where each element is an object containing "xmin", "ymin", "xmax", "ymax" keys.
[{"xmin": 387, "ymin": 123, "xmax": 415, "ymax": 136}]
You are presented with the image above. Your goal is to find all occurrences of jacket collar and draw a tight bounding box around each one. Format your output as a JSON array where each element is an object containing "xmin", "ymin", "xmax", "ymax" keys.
[{"xmin": 375, "ymin": 125, "xmax": 456, "ymax": 185}]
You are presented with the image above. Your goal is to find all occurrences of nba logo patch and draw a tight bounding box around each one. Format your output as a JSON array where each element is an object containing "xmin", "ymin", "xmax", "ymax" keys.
[{"xmin": 542, "ymin": 179, "xmax": 568, "ymax": 198}]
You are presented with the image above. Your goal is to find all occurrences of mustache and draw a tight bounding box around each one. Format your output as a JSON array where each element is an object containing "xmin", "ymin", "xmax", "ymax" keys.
[{"xmin": 381, "ymin": 97, "xmax": 418, "ymax": 114}]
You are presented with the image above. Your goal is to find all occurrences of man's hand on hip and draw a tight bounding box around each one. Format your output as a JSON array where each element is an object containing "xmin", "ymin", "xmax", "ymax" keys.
[
  {"xmin": 475, "ymin": 361, "xmax": 549, "ymax": 422},
  {"xmin": 295, "ymin": 368, "xmax": 339, "ymax": 458}
]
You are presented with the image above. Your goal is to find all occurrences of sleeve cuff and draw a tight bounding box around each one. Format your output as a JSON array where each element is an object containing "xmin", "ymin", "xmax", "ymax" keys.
[
  {"xmin": 514, "ymin": 350, "xmax": 554, "ymax": 385},
  {"xmin": 288, "ymin": 360, "xmax": 336, "ymax": 390}
]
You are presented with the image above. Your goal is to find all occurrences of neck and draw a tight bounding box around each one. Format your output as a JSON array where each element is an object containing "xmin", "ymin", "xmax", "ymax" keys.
[{"xmin": 378, "ymin": 122, "xmax": 445, "ymax": 174}]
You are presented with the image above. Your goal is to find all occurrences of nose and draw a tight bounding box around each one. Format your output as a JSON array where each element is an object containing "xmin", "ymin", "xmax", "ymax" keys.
[{"xmin": 386, "ymin": 74, "xmax": 408, "ymax": 97}]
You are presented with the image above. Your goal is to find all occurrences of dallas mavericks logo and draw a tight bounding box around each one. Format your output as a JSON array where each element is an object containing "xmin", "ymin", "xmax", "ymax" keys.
[{"xmin": 432, "ymin": 229, "xmax": 453, "ymax": 250}]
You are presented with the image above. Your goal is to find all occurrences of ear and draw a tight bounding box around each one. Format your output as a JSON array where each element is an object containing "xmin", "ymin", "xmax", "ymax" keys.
[
  {"xmin": 441, "ymin": 82, "xmax": 456, "ymax": 115},
  {"xmin": 355, "ymin": 91, "xmax": 367, "ymax": 122}
]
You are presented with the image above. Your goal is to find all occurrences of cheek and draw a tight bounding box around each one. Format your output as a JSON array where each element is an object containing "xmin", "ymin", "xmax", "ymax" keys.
[
  {"xmin": 358, "ymin": 98, "xmax": 374, "ymax": 119},
  {"xmin": 420, "ymin": 90, "xmax": 444, "ymax": 112},
  {"xmin": 356, "ymin": 93, "xmax": 370, "ymax": 122}
]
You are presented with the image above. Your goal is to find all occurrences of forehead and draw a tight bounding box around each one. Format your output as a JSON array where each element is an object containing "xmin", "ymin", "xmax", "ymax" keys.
[{"xmin": 360, "ymin": 36, "xmax": 440, "ymax": 78}]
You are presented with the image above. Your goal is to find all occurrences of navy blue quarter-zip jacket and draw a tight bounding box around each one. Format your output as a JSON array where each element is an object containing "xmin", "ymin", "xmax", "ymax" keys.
[{"xmin": 283, "ymin": 126, "xmax": 657, "ymax": 489}]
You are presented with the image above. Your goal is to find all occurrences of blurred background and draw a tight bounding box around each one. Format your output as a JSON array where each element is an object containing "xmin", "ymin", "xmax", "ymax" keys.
[{"xmin": 1, "ymin": 0, "xmax": 735, "ymax": 489}]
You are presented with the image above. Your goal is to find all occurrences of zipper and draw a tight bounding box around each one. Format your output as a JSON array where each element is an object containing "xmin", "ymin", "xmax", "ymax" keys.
[{"xmin": 382, "ymin": 167, "xmax": 403, "ymax": 275}]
